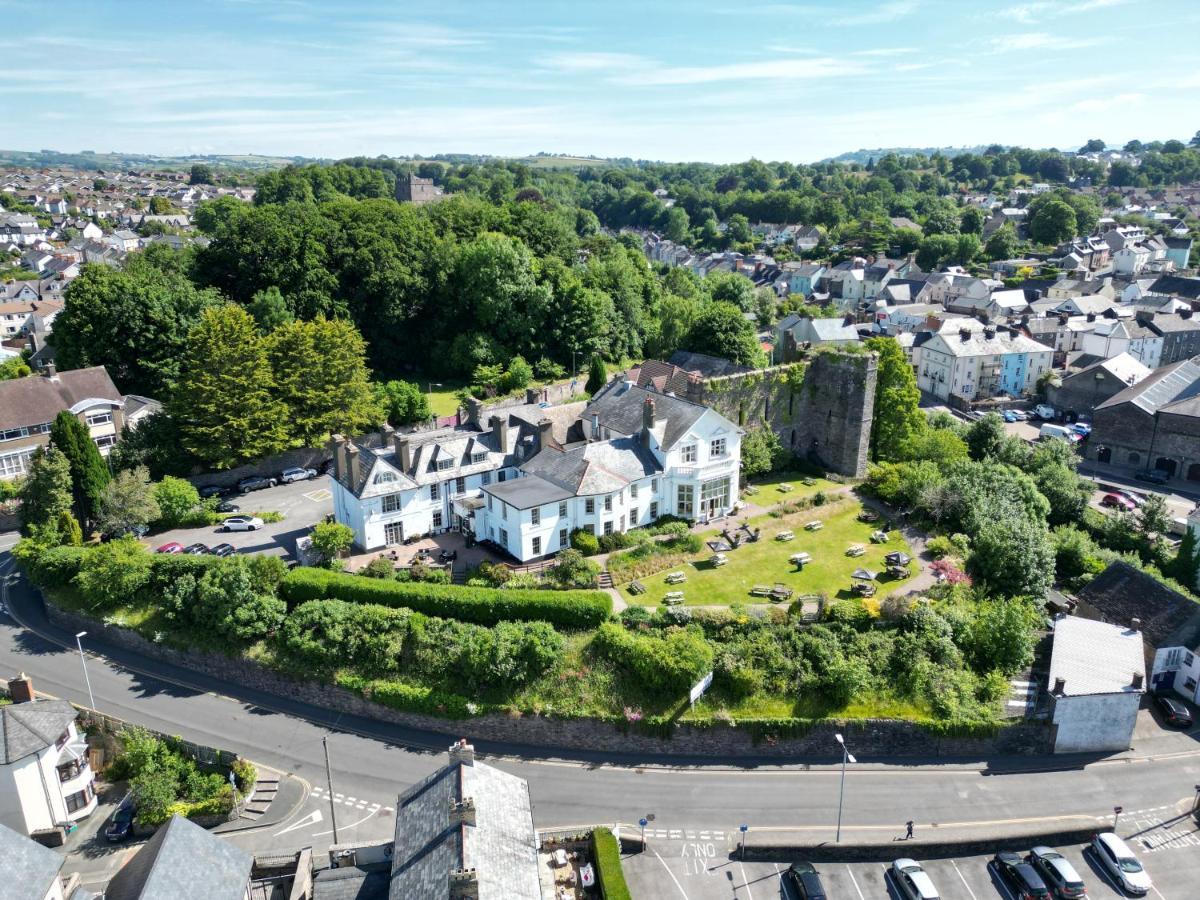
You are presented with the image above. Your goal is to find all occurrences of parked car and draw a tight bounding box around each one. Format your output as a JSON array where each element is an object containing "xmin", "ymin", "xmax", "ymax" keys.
[
  {"xmin": 209, "ymin": 543, "xmax": 236, "ymax": 557},
  {"xmin": 221, "ymin": 515, "xmax": 264, "ymax": 532},
  {"xmin": 1011, "ymin": 409, "xmax": 1029, "ymax": 421},
  {"xmin": 1073, "ymin": 422, "xmax": 1092, "ymax": 436},
  {"xmin": 1100, "ymin": 493, "xmax": 1135, "ymax": 511},
  {"xmin": 1091, "ymin": 832, "xmax": 1151, "ymax": 895},
  {"xmin": 1133, "ymin": 469, "xmax": 1169, "ymax": 486},
  {"xmin": 1027, "ymin": 846, "xmax": 1087, "ymax": 899},
  {"xmin": 198, "ymin": 484, "xmax": 230, "ymax": 499},
  {"xmin": 155, "ymin": 541, "xmax": 184, "ymax": 554},
  {"xmin": 215, "ymin": 500, "xmax": 240, "ymax": 513},
  {"xmin": 237, "ymin": 475, "xmax": 277, "ymax": 493},
  {"xmin": 105, "ymin": 799, "xmax": 135, "ymax": 842},
  {"xmin": 182, "ymin": 543, "xmax": 209, "ymax": 555},
  {"xmin": 1003, "ymin": 410, "xmax": 1019, "ymax": 423},
  {"xmin": 993, "ymin": 851, "xmax": 1050, "ymax": 900},
  {"xmin": 319, "ymin": 458, "xmax": 336, "ymax": 476},
  {"xmin": 783, "ymin": 862, "xmax": 826, "ymax": 900},
  {"xmin": 1153, "ymin": 694, "xmax": 1194, "ymax": 727},
  {"xmin": 891, "ymin": 859, "xmax": 939, "ymax": 900},
  {"xmin": 280, "ymin": 466, "xmax": 317, "ymax": 483},
  {"xmin": 1115, "ymin": 490, "xmax": 1146, "ymax": 508},
  {"xmin": 1034, "ymin": 404, "xmax": 1056, "ymax": 420}
]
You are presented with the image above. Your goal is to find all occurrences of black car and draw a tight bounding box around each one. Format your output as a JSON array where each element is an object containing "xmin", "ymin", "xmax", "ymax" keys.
[
  {"xmin": 198, "ymin": 484, "xmax": 231, "ymax": 499},
  {"xmin": 993, "ymin": 851, "xmax": 1051, "ymax": 900},
  {"xmin": 105, "ymin": 800, "xmax": 135, "ymax": 842},
  {"xmin": 215, "ymin": 500, "xmax": 240, "ymax": 513},
  {"xmin": 210, "ymin": 542, "xmax": 236, "ymax": 557},
  {"xmin": 1154, "ymin": 694, "xmax": 1195, "ymax": 727},
  {"xmin": 1133, "ymin": 469, "xmax": 1169, "ymax": 485},
  {"xmin": 182, "ymin": 543, "xmax": 209, "ymax": 555},
  {"xmin": 237, "ymin": 475, "xmax": 277, "ymax": 493},
  {"xmin": 783, "ymin": 862, "xmax": 826, "ymax": 900}
]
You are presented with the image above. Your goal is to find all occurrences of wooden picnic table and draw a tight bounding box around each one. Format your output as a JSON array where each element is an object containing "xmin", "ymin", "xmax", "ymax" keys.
[
  {"xmin": 870, "ymin": 530, "xmax": 889, "ymax": 543},
  {"xmin": 777, "ymin": 483, "xmax": 794, "ymax": 492},
  {"xmin": 709, "ymin": 553, "xmax": 729, "ymax": 567},
  {"xmin": 665, "ymin": 571, "xmax": 686, "ymax": 584},
  {"xmin": 790, "ymin": 552, "xmax": 812, "ymax": 565},
  {"xmin": 663, "ymin": 592, "xmax": 684, "ymax": 606},
  {"xmin": 750, "ymin": 584, "xmax": 773, "ymax": 597},
  {"xmin": 846, "ymin": 544, "xmax": 866, "ymax": 557},
  {"xmin": 804, "ymin": 520, "xmax": 823, "ymax": 531},
  {"xmin": 775, "ymin": 530, "xmax": 795, "ymax": 542}
]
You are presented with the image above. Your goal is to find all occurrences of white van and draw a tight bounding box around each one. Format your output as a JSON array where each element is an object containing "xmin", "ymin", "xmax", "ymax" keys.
[{"xmin": 1039, "ymin": 424, "xmax": 1076, "ymax": 442}]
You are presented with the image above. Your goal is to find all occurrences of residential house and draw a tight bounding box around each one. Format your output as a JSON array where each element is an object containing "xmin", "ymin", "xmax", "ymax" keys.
[
  {"xmin": 470, "ymin": 385, "xmax": 741, "ymax": 562},
  {"xmin": 877, "ymin": 276, "xmax": 930, "ymax": 306},
  {"xmin": 872, "ymin": 302, "xmax": 943, "ymax": 336},
  {"xmin": 1046, "ymin": 277, "xmax": 1116, "ymax": 301},
  {"xmin": 0, "ymin": 676, "xmax": 97, "ymax": 836},
  {"xmin": 1078, "ymin": 562, "xmax": 1200, "ymax": 661},
  {"xmin": 106, "ymin": 230, "xmax": 140, "ymax": 253},
  {"xmin": 888, "ymin": 216, "xmax": 921, "ymax": 233},
  {"xmin": 0, "ymin": 364, "xmax": 125, "ymax": 479},
  {"xmin": 1164, "ymin": 237, "xmax": 1194, "ymax": 272},
  {"xmin": 1080, "ymin": 317, "xmax": 1163, "ymax": 369},
  {"xmin": 104, "ymin": 814, "xmax": 253, "ymax": 900},
  {"xmin": 918, "ymin": 270, "xmax": 997, "ymax": 309},
  {"xmin": 982, "ymin": 208, "xmax": 1027, "ymax": 240},
  {"xmin": 1146, "ymin": 274, "xmax": 1200, "ymax": 303},
  {"xmin": 1052, "ymin": 294, "xmax": 1116, "ymax": 318},
  {"xmin": 1146, "ymin": 310, "xmax": 1200, "ymax": 366},
  {"xmin": 1089, "ymin": 358, "xmax": 1200, "ymax": 480},
  {"xmin": 0, "ymin": 297, "xmax": 62, "ymax": 338},
  {"xmin": 913, "ymin": 320, "xmax": 1053, "ymax": 403},
  {"xmin": 1045, "ymin": 352, "xmax": 1151, "ymax": 418},
  {"xmin": 778, "ymin": 261, "xmax": 825, "ymax": 297},
  {"xmin": 1047, "ymin": 616, "xmax": 1145, "ymax": 754},
  {"xmin": 0, "ymin": 823, "xmax": 74, "ymax": 900},
  {"xmin": 793, "ymin": 225, "xmax": 821, "ymax": 252}
]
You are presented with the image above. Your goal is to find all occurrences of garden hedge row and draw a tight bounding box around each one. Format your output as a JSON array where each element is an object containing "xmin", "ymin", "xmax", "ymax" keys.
[
  {"xmin": 281, "ymin": 567, "xmax": 612, "ymax": 628},
  {"xmin": 591, "ymin": 828, "xmax": 633, "ymax": 900},
  {"xmin": 335, "ymin": 672, "xmax": 473, "ymax": 718}
]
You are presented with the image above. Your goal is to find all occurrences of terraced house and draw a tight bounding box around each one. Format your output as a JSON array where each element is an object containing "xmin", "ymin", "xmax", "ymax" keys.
[{"xmin": 331, "ymin": 383, "xmax": 742, "ymax": 561}]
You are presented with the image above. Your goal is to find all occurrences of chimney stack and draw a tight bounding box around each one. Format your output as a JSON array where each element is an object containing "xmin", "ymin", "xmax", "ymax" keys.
[
  {"xmin": 330, "ymin": 434, "xmax": 347, "ymax": 481},
  {"xmin": 8, "ymin": 673, "xmax": 34, "ymax": 704},
  {"xmin": 379, "ymin": 422, "xmax": 395, "ymax": 447},
  {"xmin": 1130, "ymin": 617, "xmax": 1141, "ymax": 632},
  {"xmin": 346, "ymin": 442, "xmax": 362, "ymax": 488},
  {"xmin": 449, "ymin": 868, "xmax": 479, "ymax": 900},
  {"xmin": 449, "ymin": 797, "xmax": 477, "ymax": 827},
  {"xmin": 536, "ymin": 418, "xmax": 554, "ymax": 453},
  {"xmin": 641, "ymin": 396, "xmax": 656, "ymax": 449},
  {"xmin": 449, "ymin": 738, "xmax": 475, "ymax": 766},
  {"xmin": 525, "ymin": 387, "xmax": 541, "ymax": 405},
  {"xmin": 590, "ymin": 413, "xmax": 600, "ymax": 440},
  {"xmin": 465, "ymin": 397, "xmax": 483, "ymax": 428},
  {"xmin": 43, "ymin": 361, "xmax": 57, "ymax": 381},
  {"xmin": 1052, "ymin": 677, "xmax": 1066, "ymax": 696},
  {"xmin": 1131, "ymin": 672, "xmax": 1144, "ymax": 690},
  {"xmin": 489, "ymin": 414, "xmax": 509, "ymax": 455},
  {"xmin": 395, "ymin": 435, "xmax": 412, "ymax": 472}
]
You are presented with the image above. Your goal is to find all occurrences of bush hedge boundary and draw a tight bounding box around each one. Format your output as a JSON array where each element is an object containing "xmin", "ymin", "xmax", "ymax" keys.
[{"xmin": 592, "ymin": 827, "xmax": 633, "ymax": 900}]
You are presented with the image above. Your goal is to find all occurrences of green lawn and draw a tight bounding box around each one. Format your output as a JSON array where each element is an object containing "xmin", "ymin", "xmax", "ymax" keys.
[
  {"xmin": 742, "ymin": 470, "xmax": 844, "ymax": 503},
  {"xmin": 617, "ymin": 501, "xmax": 916, "ymax": 607}
]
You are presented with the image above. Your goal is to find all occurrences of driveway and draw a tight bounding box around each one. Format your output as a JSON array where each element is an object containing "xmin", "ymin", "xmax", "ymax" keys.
[{"xmin": 144, "ymin": 476, "xmax": 333, "ymax": 560}]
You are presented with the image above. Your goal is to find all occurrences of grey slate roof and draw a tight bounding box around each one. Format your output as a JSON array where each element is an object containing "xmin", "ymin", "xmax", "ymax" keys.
[
  {"xmin": 0, "ymin": 366, "xmax": 122, "ymax": 432},
  {"xmin": 1148, "ymin": 274, "xmax": 1200, "ymax": 300},
  {"xmin": 313, "ymin": 865, "xmax": 389, "ymax": 900},
  {"xmin": 1075, "ymin": 561, "xmax": 1200, "ymax": 651},
  {"xmin": 666, "ymin": 350, "xmax": 754, "ymax": 378},
  {"xmin": 0, "ymin": 698, "xmax": 77, "ymax": 764},
  {"xmin": 511, "ymin": 435, "xmax": 659, "ymax": 503},
  {"xmin": 389, "ymin": 758, "xmax": 540, "ymax": 900},
  {"xmin": 1096, "ymin": 358, "xmax": 1200, "ymax": 417},
  {"xmin": 0, "ymin": 822, "xmax": 64, "ymax": 900},
  {"xmin": 104, "ymin": 815, "xmax": 253, "ymax": 900},
  {"xmin": 586, "ymin": 382, "xmax": 708, "ymax": 451}
]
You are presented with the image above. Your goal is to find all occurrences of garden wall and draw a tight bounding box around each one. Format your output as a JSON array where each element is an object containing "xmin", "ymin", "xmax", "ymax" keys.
[{"xmin": 45, "ymin": 604, "xmax": 1055, "ymax": 760}]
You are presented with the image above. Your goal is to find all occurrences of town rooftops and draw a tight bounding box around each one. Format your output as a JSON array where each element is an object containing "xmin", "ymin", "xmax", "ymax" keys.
[
  {"xmin": 104, "ymin": 814, "xmax": 253, "ymax": 900},
  {"xmin": 389, "ymin": 742, "xmax": 540, "ymax": 900},
  {"xmin": 665, "ymin": 350, "xmax": 754, "ymax": 378},
  {"xmin": 1048, "ymin": 616, "xmax": 1145, "ymax": 697},
  {"xmin": 0, "ymin": 822, "xmax": 64, "ymax": 900},
  {"xmin": 1078, "ymin": 352, "xmax": 1151, "ymax": 388},
  {"xmin": 587, "ymin": 381, "xmax": 713, "ymax": 451},
  {"xmin": 0, "ymin": 365, "xmax": 122, "ymax": 432},
  {"xmin": 1096, "ymin": 358, "xmax": 1200, "ymax": 417},
  {"xmin": 1075, "ymin": 561, "xmax": 1200, "ymax": 651},
  {"xmin": 0, "ymin": 697, "xmax": 78, "ymax": 764},
  {"xmin": 1147, "ymin": 274, "xmax": 1200, "ymax": 300}
]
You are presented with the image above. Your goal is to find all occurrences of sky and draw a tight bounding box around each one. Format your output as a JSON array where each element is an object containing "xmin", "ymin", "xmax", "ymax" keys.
[{"xmin": 4, "ymin": 0, "xmax": 1199, "ymax": 163}]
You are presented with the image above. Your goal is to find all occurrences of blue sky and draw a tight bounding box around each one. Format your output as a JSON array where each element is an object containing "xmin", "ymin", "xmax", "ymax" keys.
[{"xmin": 4, "ymin": 0, "xmax": 1198, "ymax": 162}]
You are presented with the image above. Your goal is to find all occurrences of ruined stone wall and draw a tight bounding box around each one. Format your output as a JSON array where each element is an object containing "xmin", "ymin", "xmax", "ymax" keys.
[{"xmin": 694, "ymin": 350, "xmax": 877, "ymax": 478}]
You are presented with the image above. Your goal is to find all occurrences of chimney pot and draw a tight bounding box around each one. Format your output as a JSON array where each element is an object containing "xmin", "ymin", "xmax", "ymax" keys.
[
  {"xmin": 489, "ymin": 414, "xmax": 509, "ymax": 455},
  {"xmin": 449, "ymin": 797, "xmax": 477, "ymax": 827},
  {"xmin": 1130, "ymin": 617, "xmax": 1141, "ymax": 631},
  {"xmin": 1131, "ymin": 672, "xmax": 1144, "ymax": 690},
  {"xmin": 590, "ymin": 413, "xmax": 600, "ymax": 440},
  {"xmin": 465, "ymin": 397, "xmax": 483, "ymax": 427},
  {"xmin": 396, "ymin": 436, "xmax": 412, "ymax": 472},
  {"xmin": 8, "ymin": 673, "xmax": 34, "ymax": 704},
  {"xmin": 449, "ymin": 868, "xmax": 479, "ymax": 900},
  {"xmin": 1052, "ymin": 677, "xmax": 1066, "ymax": 696},
  {"xmin": 449, "ymin": 738, "xmax": 475, "ymax": 765}
]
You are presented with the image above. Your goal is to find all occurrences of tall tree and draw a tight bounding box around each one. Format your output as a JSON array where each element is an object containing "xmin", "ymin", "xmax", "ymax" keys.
[
  {"xmin": 97, "ymin": 466, "xmax": 161, "ymax": 536},
  {"xmin": 49, "ymin": 411, "xmax": 110, "ymax": 526},
  {"xmin": 170, "ymin": 305, "xmax": 290, "ymax": 469},
  {"xmin": 585, "ymin": 354, "xmax": 608, "ymax": 395},
  {"xmin": 684, "ymin": 302, "xmax": 764, "ymax": 368},
  {"xmin": 864, "ymin": 337, "xmax": 924, "ymax": 462},
  {"xmin": 18, "ymin": 446, "xmax": 73, "ymax": 533},
  {"xmin": 374, "ymin": 380, "xmax": 431, "ymax": 426},
  {"xmin": 267, "ymin": 317, "xmax": 381, "ymax": 446}
]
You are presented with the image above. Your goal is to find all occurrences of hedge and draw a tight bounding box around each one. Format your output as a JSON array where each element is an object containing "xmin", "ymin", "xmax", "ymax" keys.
[
  {"xmin": 591, "ymin": 828, "xmax": 633, "ymax": 900},
  {"xmin": 280, "ymin": 567, "xmax": 611, "ymax": 628},
  {"xmin": 334, "ymin": 671, "xmax": 472, "ymax": 718}
]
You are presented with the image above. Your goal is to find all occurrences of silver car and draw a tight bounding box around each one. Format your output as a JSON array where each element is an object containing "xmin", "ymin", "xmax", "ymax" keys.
[
  {"xmin": 1027, "ymin": 846, "xmax": 1087, "ymax": 899},
  {"xmin": 280, "ymin": 466, "xmax": 317, "ymax": 483},
  {"xmin": 891, "ymin": 859, "xmax": 939, "ymax": 900}
]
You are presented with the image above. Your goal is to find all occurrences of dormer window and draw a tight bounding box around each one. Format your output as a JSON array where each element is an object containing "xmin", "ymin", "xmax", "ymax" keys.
[
  {"xmin": 471, "ymin": 451, "xmax": 487, "ymax": 465},
  {"xmin": 374, "ymin": 471, "xmax": 397, "ymax": 484},
  {"xmin": 437, "ymin": 458, "xmax": 454, "ymax": 472}
]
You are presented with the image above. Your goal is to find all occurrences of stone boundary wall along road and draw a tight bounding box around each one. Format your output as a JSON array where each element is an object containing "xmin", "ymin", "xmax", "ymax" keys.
[{"xmin": 45, "ymin": 604, "xmax": 1054, "ymax": 760}]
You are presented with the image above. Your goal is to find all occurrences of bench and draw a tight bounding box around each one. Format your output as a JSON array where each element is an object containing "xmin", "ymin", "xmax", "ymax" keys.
[
  {"xmin": 804, "ymin": 521, "xmax": 824, "ymax": 531},
  {"xmin": 750, "ymin": 584, "xmax": 773, "ymax": 597},
  {"xmin": 801, "ymin": 476, "xmax": 816, "ymax": 486},
  {"xmin": 775, "ymin": 530, "xmax": 795, "ymax": 542},
  {"xmin": 846, "ymin": 545, "xmax": 866, "ymax": 557},
  {"xmin": 628, "ymin": 580, "xmax": 646, "ymax": 595},
  {"xmin": 789, "ymin": 552, "xmax": 812, "ymax": 566},
  {"xmin": 870, "ymin": 530, "xmax": 889, "ymax": 544},
  {"xmin": 665, "ymin": 572, "xmax": 686, "ymax": 585},
  {"xmin": 777, "ymin": 483, "xmax": 794, "ymax": 492},
  {"xmin": 663, "ymin": 592, "xmax": 684, "ymax": 606},
  {"xmin": 709, "ymin": 553, "xmax": 729, "ymax": 567},
  {"xmin": 771, "ymin": 583, "xmax": 793, "ymax": 602}
]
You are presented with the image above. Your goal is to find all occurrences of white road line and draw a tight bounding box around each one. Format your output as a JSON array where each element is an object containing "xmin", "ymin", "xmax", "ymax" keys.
[
  {"xmin": 653, "ymin": 850, "xmax": 690, "ymax": 900},
  {"xmin": 952, "ymin": 859, "xmax": 979, "ymax": 900},
  {"xmin": 312, "ymin": 806, "xmax": 380, "ymax": 838},
  {"xmin": 1150, "ymin": 884, "xmax": 1167, "ymax": 900},
  {"xmin": 739, "ymin": 861, "xmax": 756, "ymax": 900},
  {"xmin": 846, "ymin": 865, "xmax": 866, "ymax": 900}
]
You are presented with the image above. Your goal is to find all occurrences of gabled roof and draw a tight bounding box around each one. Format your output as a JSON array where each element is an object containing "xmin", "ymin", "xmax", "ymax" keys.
[
  {"xmin": 0, "ymin": 823, "xmax": 64, "ymax": 900},
  {"xmin": 586, "ymin": 382, "xmax": 716, "ymax": 451},
  {"xmin": 665, "ymin": 350, "xmax": 754, "ymax": 378},
  {"xmin": 1049, "ymin": 616, "xmax": 1144, "ymax": 697},
  {"xmin": 104, "ymin": 815, "xmax": 253, "ymax": 900},
  {"xmin": 502, "ymin": 435, "xmax": 660, "ymax": 505},
  {"xmin": 0, "ymin": 698, "xmax": 77, "ymax": 764},
  {"xmin": 1075, "ymin": 562, "xmax": 1200, "ymax": 650},
  {"xmin": 1096, "ymin": 358, "xmax": 1200, "ymax": 416},
  {"xmin": 0, "ymin": 366, "xmax": 122, "ymax": 432},
  {"xmin": 1147, "ymin": 274, "xmax": 1200, "ymax": 300}
]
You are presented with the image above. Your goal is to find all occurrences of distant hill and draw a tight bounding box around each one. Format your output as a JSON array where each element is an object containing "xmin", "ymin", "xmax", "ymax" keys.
[
  {"xmin": 0, "ymin": 148, "xmax": 322, "ymax": 172},
  {"xmin": 822, "ymin": 146, "xmax": 994, "ymax": 165}
]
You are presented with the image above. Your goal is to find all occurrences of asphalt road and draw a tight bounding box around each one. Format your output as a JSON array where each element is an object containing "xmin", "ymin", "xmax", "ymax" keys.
[
  {"xmin": 2, "ymin": 554, "xmax": 1200, "ymax": 870},
  {"xmin": 141, "ymin": 477, "xmax": 332, "ymax": 559}
]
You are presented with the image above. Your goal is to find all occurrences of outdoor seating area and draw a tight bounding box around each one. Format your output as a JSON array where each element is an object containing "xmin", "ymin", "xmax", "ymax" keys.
[
  {"xmin": 665, "ymin": 571, "xmax": 686, "ymax": 585},
  {"xmin": 852, "ymin": 581, "xmax": 877, "ymax": 597},
  {"xmin": 789, "ymin": 551, "xmax": 812, "ymax": 566},
  {"xmin": 804, "ymin": 520, "xmax": 823, "ymax": 531},
  {"xmin": 663, "ymin": 592, "xmax": 684, "ymax": 605},
  {"xmin": 775, "ymin": 529, "xmax": 795, "ymax": 542},
  {"xmin": 857, "ymin": 509, "xmax": 879, "ymax": 523},
  {"xmin": 709, "ymin": 553, "xmax": 729, "ymax": 567},
  {"xmin": 846, "ymin": 544, "xmax": 866, "ymax": 557},
  {"xmin": 628, "ymin": 580, "xmax": 647, "ymax": 595},
  {"xmin": 870, "ymin": 530, "xmax": 889, "ymax": 543},
  {"xmin": 777, "ymin": 482, "xmax": 793, "ymax": 492},
  {"xmin": 750, "ymin": 584, "xmax": 772, "ymax": 597}
]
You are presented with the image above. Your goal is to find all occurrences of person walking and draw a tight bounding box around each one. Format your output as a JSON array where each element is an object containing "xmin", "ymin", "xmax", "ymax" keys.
[{"xmin": 905, "ymin": 820, "xmax": 914, "ymax": 840}]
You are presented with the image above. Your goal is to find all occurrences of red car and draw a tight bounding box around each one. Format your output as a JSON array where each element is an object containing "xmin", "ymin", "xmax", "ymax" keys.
[
  {"xmin": 1100, "ymin": 493, "xmax": 1135, "ymax": 511},
  {"xmin": 155, "ymin": 541, "xmax": 184, "ymax": 554}
]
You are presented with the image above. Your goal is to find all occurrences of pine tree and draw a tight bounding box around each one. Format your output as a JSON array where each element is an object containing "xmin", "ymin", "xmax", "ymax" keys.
[
  {"xmin": 170, "ymin": 305, "xmax": 290, "ymax": 469},
  {"xmin": 1169, "ymin": 529, "xmax": 1199, "ymax": 591},
  {"xmin": 585, "ymin": 353, "xmax": 608, "ymax": 395},
  {"xmin": 49, "ymin": 410, "xmax": 111, "ymax": 525},
  {"xmin": 18, "ymin": 446, "xmax": 73, "ymax": 534}
]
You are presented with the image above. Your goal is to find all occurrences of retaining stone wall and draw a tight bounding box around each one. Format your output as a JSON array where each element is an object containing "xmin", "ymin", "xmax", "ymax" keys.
[{"xmin": 46, "ymin": 604, "xmax": 1053, "ymax": 759}]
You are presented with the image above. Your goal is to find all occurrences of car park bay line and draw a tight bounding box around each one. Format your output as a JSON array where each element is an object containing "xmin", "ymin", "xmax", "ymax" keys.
[
  {"xmin": 653, "ymin": 849, "xmax": 691, "ymax": 899},
  {"xmin": 845, "ymin": 865, "xmax": 867, "ymax": 900},
  {"xmin": 738, "ymin": 861, "xmax": 756, "ymax": 900},
  {"xmin": 950, "ymin": 859, "xmax": 979, "ymax": 900}
]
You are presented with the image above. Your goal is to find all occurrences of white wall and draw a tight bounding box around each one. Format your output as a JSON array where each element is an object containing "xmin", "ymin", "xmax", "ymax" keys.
[{"xmin": 1052, "ymin": 692, "xmax": 1141, "ymax": 753}]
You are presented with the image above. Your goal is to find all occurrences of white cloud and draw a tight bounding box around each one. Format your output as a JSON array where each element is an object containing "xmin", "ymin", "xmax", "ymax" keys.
[
  {"xmin": 540, "ymin": 52, "xmax": 649, "ymax": 73},
  {"xmin": 989, "ymin": 32, "xmax": 1104, "ymax": 52},
  {"xmin": 542, "ymin": 52, "xmax": 862, "ymax": 86},
  {"xmin": 1001, "ymin": 0, "xmax": 1129, "ymax": 23},
  {"xmin": 834, "ymin": 1, "xmax": 919, "ymax": 25}
]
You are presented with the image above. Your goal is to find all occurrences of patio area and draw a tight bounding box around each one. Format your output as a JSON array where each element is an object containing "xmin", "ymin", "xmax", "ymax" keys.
[{"xmin": 344, "ymin": 530, "xmax": 505, "ymax": 577}]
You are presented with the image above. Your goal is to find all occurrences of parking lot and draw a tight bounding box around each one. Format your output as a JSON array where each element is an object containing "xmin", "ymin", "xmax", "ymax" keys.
[
  {"xmin": 623, "ymin": 815, "xmax": 1200, "ymax": 899},
  {"xmin": 141, "ymin": 476, "xmax": 333, "ymax": 561}
]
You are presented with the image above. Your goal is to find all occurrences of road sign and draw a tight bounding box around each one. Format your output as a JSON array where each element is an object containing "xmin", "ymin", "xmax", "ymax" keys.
[
  {"xmin": 689, "ymin": 670, "xmax": 714, "ymax": 705},
  {"xmin": 639, "ymin": 818, "xmax": 648, "ymax": 828}
]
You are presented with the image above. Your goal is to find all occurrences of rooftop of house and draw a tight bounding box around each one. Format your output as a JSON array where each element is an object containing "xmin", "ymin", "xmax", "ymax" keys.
[
  {"xmin": 1049, "ymin": 616, "xmax": 1145, "ymax": 698},
  {"xmin": 0, "ymin": 822, "xmax": 64, "ymax": 900},
  {"xmin": 784, "ymin": 316, "xmax": 860, "ymax": 342},
  {"xmin": 1075, "ymin": 561, "xmax": 1200, "ymax": 650},
  {"xmin": 921, "ymin": 321, "xmax": 1050, "ymax": 358},
  {"xmin": 1063, "ymin": 352, "xmax": 1151, "ymax": 389},
  {"xmin": 0, "ymin": 365, "xmax": 122, "ymax": 432},
  {"xmin": 0, "ymin": 697, "xmax": 78, "ymax": 765},
  {"xmin": 388, "ymin": 742, "xmax": 540, "ymax": 900},
  {"xmin": 1148, "ymin": 274, "xmax": 1200, "ymax": 300},
  {"xmin": 627, "ymin": 359, "xmax": 704, "ymax": 397},
  {"xmin": 490, "ymin": 435, "xmax": 660, "ymax": 507},
  {"xmin": 665, "ymin": 350, "xmax": 754, "ymax": 379},
  {"xmin": 587, "ymin": 381, "xmax": 714, "ymax": 451},
  {"xmin": 1096, "ymin": 358, "xmax": 1200, "ymax": 418},
  {"xmin": 104, "ymin": 814, "xmax": 253, "ymax": 900}
]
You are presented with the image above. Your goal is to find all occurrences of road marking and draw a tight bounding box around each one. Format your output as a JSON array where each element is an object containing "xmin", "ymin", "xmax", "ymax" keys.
[
  {"xmin": 274, "ymin": 809, "xmax": 322, "ymax": 836},
  {"xmin": 303, "ymin": 488, "xmax": 331, "ymax": 502},
  {"xmin": 846, "ymin": 865, "xmax": 866, "ymax": 900},
  {"xmin": 653, "ymin": 850, "xmax": 690, "ymax": 899},
  {"xmin": 951, "ymin": 859, "xmax": 979, "ymax": 900},
  {"xmin": 738, "ymin": 861, "xmax": 756, "ymax": 900},
  {"xmin": 312, "ymin": 806, "xmax": 380, "ymax": 838}
]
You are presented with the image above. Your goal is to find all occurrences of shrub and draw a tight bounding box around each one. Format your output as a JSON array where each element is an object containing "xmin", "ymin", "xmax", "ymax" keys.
[
  {"xmin": 335, "ymin": 672, "xmax": 472, "ymax": 718},
  {"xmin": 592, "ymin": 622, "xmax": 713, "ymax": 696},
  {"xmin": 153, "ymin": 477, "xmax": 201, "ymax": 528},
  {"xmin": 598, "ymin": 530, "xmax": 638, "ymax": 553},
  {"xmin": 279, "ymin": 567, "xmax": 611, "ymax": 628},
  {"xmin": 74, "ymin": 537, "xmax": 151, "ymax": 610},
  {"xmin": 24, "ymin": 545, "xmax": 88, "ymax": 589},
  {"xmin": 570, "ymin": 528, "xmax": 600, "ymax": 556},
  {"xmin": 231, "ymin": 759, "xmax": 257, "ymax": 794},
  {"xmin": 546, "ymin": 549, "xmax": 600, "ymax": 589},
  {"xmin": 927, "ymin": 534, "xmax": 969, "ymax": 560},
  {"xmin": 361, "ymin": 557, "xmax": 397, "ymax": 579},
  {"xmin": 591, "ymin": 828, "xmax": 633, "ymax": 900}
]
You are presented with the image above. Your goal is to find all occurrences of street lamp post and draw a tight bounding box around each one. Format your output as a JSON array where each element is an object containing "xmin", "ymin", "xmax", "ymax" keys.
[
  {"xmin": 834, "ymin": 733, "xmax": 856, "ymax": 843},
  {"xmin": 74, "ymin": 631, "xmax": 95, "ymax": 710}
]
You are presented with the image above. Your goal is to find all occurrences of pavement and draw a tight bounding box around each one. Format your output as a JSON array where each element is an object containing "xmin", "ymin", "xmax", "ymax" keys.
[
  {"xmin": 3, "ymin": 549, "xmax": 1200, "ymax": 878},
  {"xmin": 140, "ymin": 476, "xmax": 332, "ymax": 559}
]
